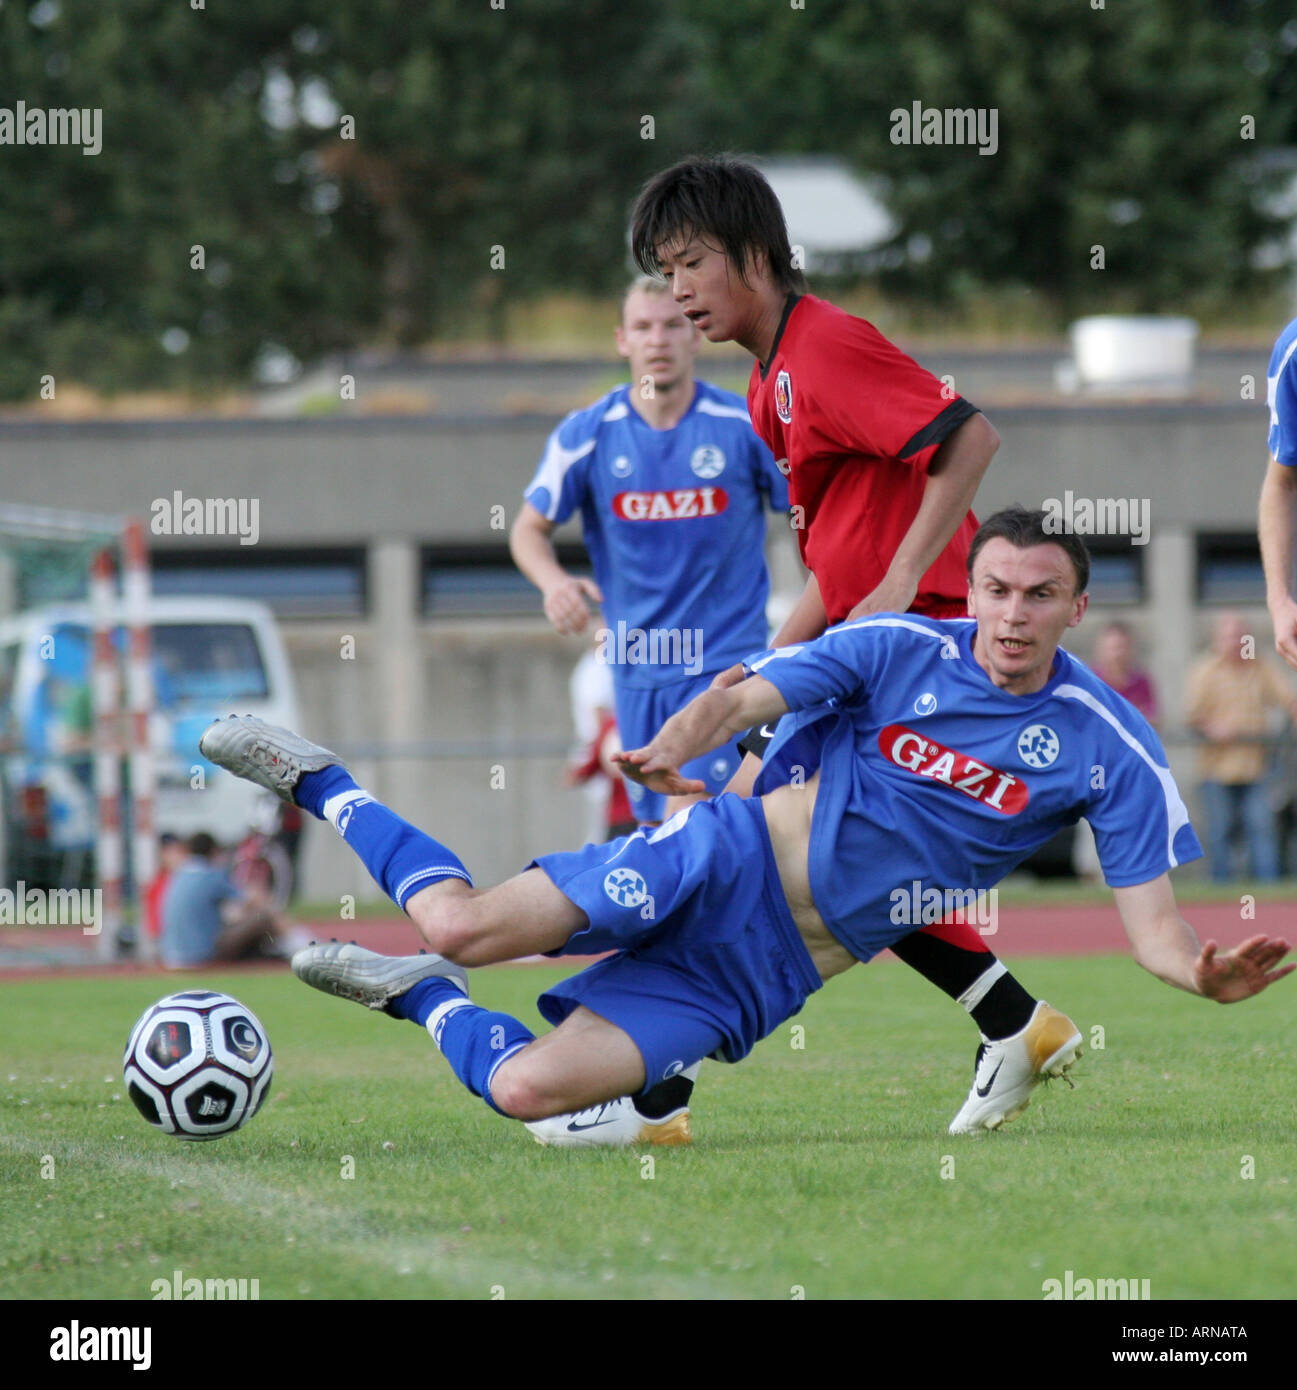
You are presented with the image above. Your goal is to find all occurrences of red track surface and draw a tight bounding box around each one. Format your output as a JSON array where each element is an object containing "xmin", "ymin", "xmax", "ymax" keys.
[{"xmin": 0, "ymin": 899, "xmax": 1290, "ymax": 984}]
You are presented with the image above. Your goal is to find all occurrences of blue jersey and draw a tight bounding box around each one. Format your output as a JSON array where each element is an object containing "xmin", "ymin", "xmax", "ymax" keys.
[
  {"xmin": 524, "ymin": 381, "xmax": 790, "ymax": 689},
  {"xmin": 748, "ymin": 615, "xmax": 1203, "ymax": 961},
  {"xmin": 1267, "ymin": 317, "xmax": 1297, "ymax": 466}
]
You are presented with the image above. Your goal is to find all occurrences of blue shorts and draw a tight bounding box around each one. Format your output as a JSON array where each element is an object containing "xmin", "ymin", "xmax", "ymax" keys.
[
  {"xmin": 614, "ymin": 673, "xmax": 743, "ymax": 822},
  {"xmin": 530, "ymin": 794, "xmax": 823, "ymax": 1089}
]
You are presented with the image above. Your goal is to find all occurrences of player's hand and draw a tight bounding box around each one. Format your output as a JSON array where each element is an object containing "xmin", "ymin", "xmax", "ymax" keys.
[
  {"xmin": 846, "ymin": 574, "xmax": 918, "ymax": 622},
  {"xmin": 612, "ymin": 746, "xmax": 706, "ymax": 797},
  {"xmin": 709, "ymin": 662, "xmax": 746, "ymax": 691},
  {"xmin": 1194, "ymin": 934, "xmax": 1295, "ymax": 1002},
  {"xmin": 542, "ymin": 576, "xmax": 603, "ymax": 635},
  {"xmin": 1269, "ymin": 595, "xmax": 1297, "ymax": 673}
]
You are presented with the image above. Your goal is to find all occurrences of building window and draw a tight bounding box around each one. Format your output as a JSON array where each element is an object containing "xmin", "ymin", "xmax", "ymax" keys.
[
  {"xmin": 1083, "ymin": 538, "xmax": 1144, "ymax": 605},
  {"xmin": 421, "ymin": 544, "xmax": 591, "ymax": 617},
  {"xmin": 150, "ymin": 547, "xmax": 367, "ymax": 617},
  {"xmin": 1196, "ymin": 534, "xmax": 1264, "ymax": 604}
]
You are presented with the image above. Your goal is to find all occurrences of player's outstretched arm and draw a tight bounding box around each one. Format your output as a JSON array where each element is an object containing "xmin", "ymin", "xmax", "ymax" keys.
[
  {"xmin": 615, "ymin": 675, "xmax": 790, "ymax": 797},
  {"xmin": 1113, "ymin": 874, "xmax": 1294, "ymax": 1002},
  {"xmin": 509, "ymin": 501, "xmax": 603, "ymax": 635},
  {"xmin": 1259, "ymin": 455, "xmax": 1297, "ymax": 672}
]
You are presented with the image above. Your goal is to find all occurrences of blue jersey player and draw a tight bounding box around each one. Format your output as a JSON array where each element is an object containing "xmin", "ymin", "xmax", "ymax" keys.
[
  {"xmin": 1260, "ymin": 316, "xmax": 1297, "ymax": 671},
  {"xmin": 509, "ymin": 275, "xmax": 790, "ymax": 824},
  {"xmin": 201, "ymin": 508, "xmax": 1293, "ymax": 1143}
]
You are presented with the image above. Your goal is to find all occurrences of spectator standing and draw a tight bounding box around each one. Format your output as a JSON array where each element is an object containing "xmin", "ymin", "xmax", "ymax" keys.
[{"xmin": 1186, "ymin": 613, "xmax": 1297, "ymax": 881}]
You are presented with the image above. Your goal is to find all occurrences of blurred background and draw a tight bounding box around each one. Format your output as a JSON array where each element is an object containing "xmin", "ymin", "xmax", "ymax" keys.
[{"xmin": 3, "ymin": 0, "xmax": 1297, "ymax": 955}]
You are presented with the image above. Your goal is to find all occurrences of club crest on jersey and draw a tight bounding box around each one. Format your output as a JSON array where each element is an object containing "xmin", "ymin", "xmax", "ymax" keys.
[
  {"xmin": 913, "ymin": 692, "xmax": 938, "ymax": 716},
  {"xmin": 1017, "ymin": 724, "xmax": 1061, "ymax": 769},
  {"xmin": 690, "ymin": 445, "xmax": 726, "ymax": 479},
  {"xmin": 604, "ymin": 867, "xmax": 649, "ymax": 908},
  {"xmin": 775, "ymin": 370, "xmax": 793, "ymax": 424},
  {"xmin": 610, "ymin": 455, "xmax": 633, "ymax": 478},
  {"xmin": 611, "ymin": 488, "xmax": 728, "ymax": 521},
  {"xmin": 879, "ymin": 723, "xmax": 1029, "ymax": 814}
]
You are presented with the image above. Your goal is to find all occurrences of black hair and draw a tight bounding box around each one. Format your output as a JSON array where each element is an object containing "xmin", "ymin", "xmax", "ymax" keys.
[
  {"xmin": 966, "ymin": 505, "xmax": 1091, "ymax": 596},
  {"xmin": 186, "ymin": 831, "xmax": 220, "ymax": 858},
  {"xmin": 630, "ymin": 155, "xmax": 807, "ymax": 294}
]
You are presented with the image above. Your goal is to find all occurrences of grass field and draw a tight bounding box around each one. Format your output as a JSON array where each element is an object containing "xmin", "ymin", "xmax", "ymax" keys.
[{"xmin": 2, "ymin": 955, "xmax": 1294, "ymax": 1302}]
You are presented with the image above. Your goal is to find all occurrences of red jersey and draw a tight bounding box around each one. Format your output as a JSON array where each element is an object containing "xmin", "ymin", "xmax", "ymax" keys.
[{"xmin": 747, "ymin": 294, "xmax": 980, "ymax": 625}]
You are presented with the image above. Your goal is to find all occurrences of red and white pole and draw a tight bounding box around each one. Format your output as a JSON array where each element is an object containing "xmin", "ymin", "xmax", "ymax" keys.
[
  {"xmin": 123, "ymin": 519, "xmax": 156, "ymax": 958},
  {"xmin": 89, "ymin": 547, "xmax": 122, "ymax": 959}
]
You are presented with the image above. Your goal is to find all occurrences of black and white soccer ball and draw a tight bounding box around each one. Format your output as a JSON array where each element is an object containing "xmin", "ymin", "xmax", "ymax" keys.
[{"xmin": 123, "ymin": 991, "xmax": 273, "ymax": 1140}]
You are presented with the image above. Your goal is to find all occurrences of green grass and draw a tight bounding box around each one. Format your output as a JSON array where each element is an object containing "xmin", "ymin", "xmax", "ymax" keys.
[{"xmin": 2, "ymin": 957, "xmax": 1294, "ymax": 1301}]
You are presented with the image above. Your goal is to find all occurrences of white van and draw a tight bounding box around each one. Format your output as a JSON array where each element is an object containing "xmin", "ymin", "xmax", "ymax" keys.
[{"xmin": 0, "ymin": 596, "xmax": 300, "ymax": 887}]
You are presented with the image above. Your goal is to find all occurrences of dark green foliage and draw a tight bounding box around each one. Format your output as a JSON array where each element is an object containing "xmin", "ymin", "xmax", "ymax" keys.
[{"xmin": 0, "ymin": 1, "xmax": 1294, "ymax": 400}]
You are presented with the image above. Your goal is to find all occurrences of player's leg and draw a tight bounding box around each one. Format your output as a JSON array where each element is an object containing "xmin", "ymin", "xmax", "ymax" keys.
[
  {"xmin": 489, "ymin": 1006, "xmax": 646, "ymax": 1118},
  {"xmin": 199, "ymin": 715, "xmax": 588, "ymax": 963},
  {"xmin": 403, "ymin": 872, "xmax": 587, "ymax": 966},
  {"xmin": 292, "ymin": 790, "xmax": 797, "ymax": 1131},
  {"xmin": 291, "ymin": 941, "xmax": 645, "ymax": 1118}
]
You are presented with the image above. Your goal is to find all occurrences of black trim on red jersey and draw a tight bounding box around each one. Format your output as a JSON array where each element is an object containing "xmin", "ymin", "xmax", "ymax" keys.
[
  {"xmin": 897, "ymin": 398, "xmax": 980, "ymax": 460},
  {"xmin": 758, "ymin": 294, "xmax": 802, "ymax": 381}
]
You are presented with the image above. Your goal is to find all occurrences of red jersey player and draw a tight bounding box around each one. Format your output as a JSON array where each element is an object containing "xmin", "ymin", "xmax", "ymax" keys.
[
  {"xmin": 623, "ymin": 155, "xmax": 1081, "ymax": 1135},
  {"xmin": 748, "ymin": 292, "xmax": 980, "ymax": 630}
]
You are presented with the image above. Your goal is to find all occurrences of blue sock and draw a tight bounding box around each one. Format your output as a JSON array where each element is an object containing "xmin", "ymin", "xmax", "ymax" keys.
[
  {"xmin": 388, "ymin": 976, "xmax": 461, "ymax": 1024},
  {"xmin": 296, "ymin": 765, "xmax": 355, "ymax": 819},
  {"xmin": 296, "ymin": 766, "xmax": 472, "ymax": 910},
  {"xmin": 400, "ymin": 981, "xmax": 534, "ymax": 1115}
]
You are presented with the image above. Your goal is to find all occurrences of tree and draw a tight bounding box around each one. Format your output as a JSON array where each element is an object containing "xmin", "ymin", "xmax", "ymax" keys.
[{"xmin": 683, "ymin": 0, "xmax": 1297, "ymax": 316}]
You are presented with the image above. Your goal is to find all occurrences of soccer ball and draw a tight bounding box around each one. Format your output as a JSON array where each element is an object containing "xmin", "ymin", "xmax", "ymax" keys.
[{"xmin": 123, "ymin": 991, "xmax": 273, "ymax": 1140}]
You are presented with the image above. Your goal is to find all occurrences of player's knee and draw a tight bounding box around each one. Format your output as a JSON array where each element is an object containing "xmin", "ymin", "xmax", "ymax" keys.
[
  {"xmin": 410, "ymin": 894, "xmax": 483, "ymax": 964},
  {"xmin": 488, "ymin": 1057, "xmax": 560, "ymax": 1121}
]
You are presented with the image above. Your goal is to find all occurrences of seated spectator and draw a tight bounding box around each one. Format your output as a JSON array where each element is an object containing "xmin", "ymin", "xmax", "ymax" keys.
[{"xmin": 161, "ymin": 831, "xmax": 294, "ymax": 969}]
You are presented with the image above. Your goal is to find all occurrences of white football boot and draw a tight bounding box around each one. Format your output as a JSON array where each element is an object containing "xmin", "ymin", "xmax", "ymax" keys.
[
  {"xmin": 199, "ymin": 714, "xmax": 340, "ymax": 803},
  {"xmin": 525, "ymin": 1095, "xmax": 693, "ymax": 1148},
  {"xmin": 292, "ymin": 941, "xmax": 467, "ymax": 1012},
  {"xmin": 948, "ymin": 1001, "xmax": 1082, "ymax": 1134}
]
